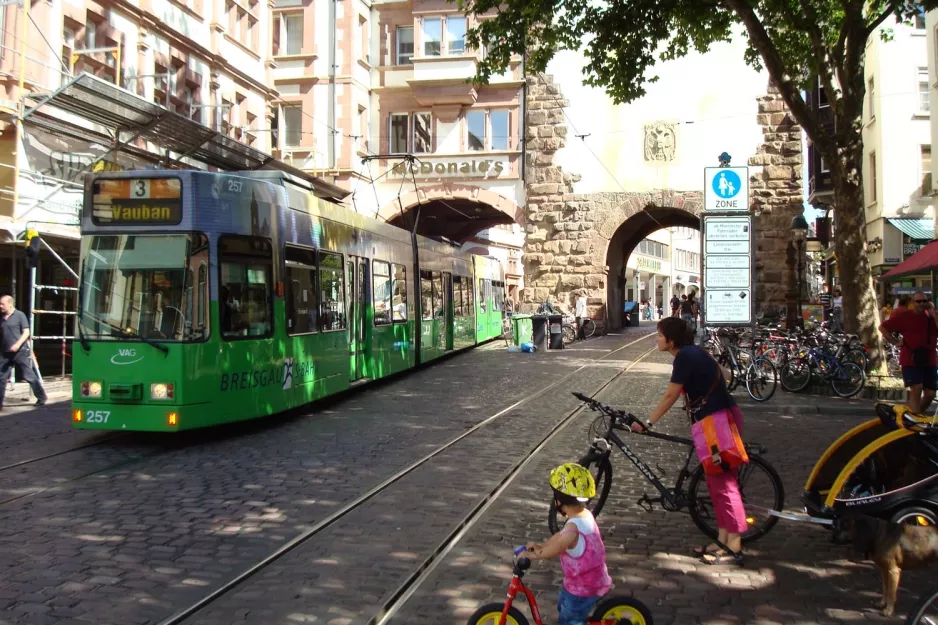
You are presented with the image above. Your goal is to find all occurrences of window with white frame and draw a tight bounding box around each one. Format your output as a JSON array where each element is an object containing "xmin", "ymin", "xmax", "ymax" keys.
[
  {"xmin": 413, "ymin": 112, "xmax": 432, "ymax": 153},
  {"xmin": 446, "ymin": 17, "xmax": 466, "ymax": 54},
  {"xmin": 490, "ymin": 110, "xmax": 509, "ymax": 150},
  {"xmin": 397, "ymin": 27, "xmax": 414, "ymax": 64},
  {"xmin": 466, "ymin": 110, "xmax": 485, "ymax": 151},
  {"xmin": 422, "ymin": 18, "xmax": 442, "ymax": 56},
  {"xmin": 283, "ymin": 14, "xmax": 303, "ymax": 55},
  {"xmin": 919, "ymin": 68, "xmax": 930, "ymax": 113},
  {"xmin": 390, "ymin": 114, "xmax": 409, "ymax": 153}
]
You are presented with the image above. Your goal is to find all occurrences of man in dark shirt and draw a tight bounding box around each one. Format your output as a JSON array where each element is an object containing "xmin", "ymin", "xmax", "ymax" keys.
[
  {"xmin": 880, "ymin": 290, "xmax": 938, "ymax": 413},
  {"xmin": 0, "ymin": 295, "xmax": 47, "ymax": 409},
  {"xmin": 819, "ymin": 284, "xmax": 833, "ymax": 322}
]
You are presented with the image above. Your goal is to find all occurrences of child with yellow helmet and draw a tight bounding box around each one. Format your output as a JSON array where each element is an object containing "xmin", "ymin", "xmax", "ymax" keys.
[{"xmin": 524, "ymin": 463, "xmax": 613, "ymax": 625}]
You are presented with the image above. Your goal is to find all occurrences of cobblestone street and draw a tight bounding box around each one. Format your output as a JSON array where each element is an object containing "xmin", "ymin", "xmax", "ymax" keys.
[{"xmin": 0, "ymin": 330, "xmax": 930, "ymax": 625}]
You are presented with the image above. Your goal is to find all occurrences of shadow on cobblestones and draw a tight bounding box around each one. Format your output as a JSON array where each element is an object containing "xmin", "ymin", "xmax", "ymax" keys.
[{"xmin": 387, "ymin": 349, "xmax": 928, "ymax": 625}]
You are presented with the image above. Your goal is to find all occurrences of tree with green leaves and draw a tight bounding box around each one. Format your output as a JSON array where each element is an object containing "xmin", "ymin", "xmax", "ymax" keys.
[{"xmin": 463, "ymin": 0, "xmax": 931, "ymax": 358}]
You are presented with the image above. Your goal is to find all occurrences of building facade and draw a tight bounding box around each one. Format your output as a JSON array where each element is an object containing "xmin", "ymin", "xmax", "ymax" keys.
[
  {"xmin": 0, "ymin": 0, "xmax": 279, "ymax": 373},
  {"xmin": 813, "ymin": 13, "xmax": 934, "ymax": 300}
]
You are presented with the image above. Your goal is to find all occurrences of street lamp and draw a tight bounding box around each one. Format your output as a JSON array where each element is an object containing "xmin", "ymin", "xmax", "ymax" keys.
[{"xmin": 791, "ymin": 214, "xmax": 810, "ymax": 328}]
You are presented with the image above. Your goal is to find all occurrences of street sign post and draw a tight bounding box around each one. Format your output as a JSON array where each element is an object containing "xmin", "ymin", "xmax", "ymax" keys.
[{"xmin": 700, "ymin": 165, "xmax": 755, "ymax": 330}]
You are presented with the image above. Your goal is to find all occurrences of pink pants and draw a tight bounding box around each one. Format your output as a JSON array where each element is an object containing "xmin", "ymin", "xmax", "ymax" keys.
[{"xmin": 702, "ymin": 405, "xmax": 747, "ymax": 535}]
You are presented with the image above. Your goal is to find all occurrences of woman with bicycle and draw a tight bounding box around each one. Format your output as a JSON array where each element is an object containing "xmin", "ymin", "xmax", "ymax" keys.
[{"xmin": 631, "ymin": 317, "xmax": 747, "ymax": 565}]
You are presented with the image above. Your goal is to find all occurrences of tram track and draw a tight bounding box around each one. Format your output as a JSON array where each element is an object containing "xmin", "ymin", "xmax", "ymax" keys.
[
  {"xmin": 0, "ymin": 432, "xmax": 130, "ymax": 474},
  {"xmin": 155, "ymin": 330, "xmax": 658, "ymax": 625}
]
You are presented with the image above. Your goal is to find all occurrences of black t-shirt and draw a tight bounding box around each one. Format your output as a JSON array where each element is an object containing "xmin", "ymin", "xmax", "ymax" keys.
[
  {"xmin": 1, "ymin": 309, "xmax": 28, "ymax": 353},
  {"xmin": 681, "ymin": 300, "xmax": 696, "ymax": 315},
  {"xmin": 671, "ymin": 345, "xmax": 735, "ymax": 421},
  {"xmin": 670, "ymin": 297, "xmax": 680, "ymax": 309}
]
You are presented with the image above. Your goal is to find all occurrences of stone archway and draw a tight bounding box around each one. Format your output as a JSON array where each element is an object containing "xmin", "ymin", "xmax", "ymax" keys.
[{"xmin": 377, "ymin": 184, "xmax": 525, "ymax": 243}]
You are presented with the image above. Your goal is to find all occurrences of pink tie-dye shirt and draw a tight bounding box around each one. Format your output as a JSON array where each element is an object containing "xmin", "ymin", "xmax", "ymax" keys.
[{"xmin": 559, "ymin": 512, "xmax": 613, "ymax": 597}]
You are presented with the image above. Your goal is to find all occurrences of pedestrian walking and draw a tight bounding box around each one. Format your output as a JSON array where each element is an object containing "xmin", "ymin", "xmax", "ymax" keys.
[
  {"xmin": 879, "ymin": 290, "xmax": 938, "ymax": 414},
  {"xmin": 670, "ymin": 294, "xmax": 680, "ymax": 318},
  {"xmin": 830, "ymin": 289, "xmax": 844, "ymax": 333},
  {"xmin": 575, "ymin": 293, "xmax": 588, "ymax": 340},
  {"xmin": 0, "ymin": 295, "xmax": 48, "ymax": 409},
  {"xmin": 820, "ymin": 284, "xmax": 832, "ymax": 322},
  {"xmin": 681, "ymin": 293, "xmax": 698, "ymax": 331}
]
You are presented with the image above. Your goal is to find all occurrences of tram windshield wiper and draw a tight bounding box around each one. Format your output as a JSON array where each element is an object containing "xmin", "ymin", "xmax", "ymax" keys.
[{"xmin": 79, "ymin": 311, "xmax": 169, "ymax": 356}]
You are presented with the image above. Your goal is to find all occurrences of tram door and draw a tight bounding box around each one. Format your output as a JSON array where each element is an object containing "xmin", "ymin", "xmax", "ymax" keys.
[
  {"xmin": 347, "ymin": 256, "xmax": 369, "ymax": 382},
  {"xmin": 443, "ymin": 272, "xmax": 454, "ymax": 351}
]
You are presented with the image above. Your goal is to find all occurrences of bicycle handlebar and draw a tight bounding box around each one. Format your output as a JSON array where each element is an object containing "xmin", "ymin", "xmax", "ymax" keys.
[{"xmin": 571, "ymin": 392, "xmax": 640, "ymax": 426}]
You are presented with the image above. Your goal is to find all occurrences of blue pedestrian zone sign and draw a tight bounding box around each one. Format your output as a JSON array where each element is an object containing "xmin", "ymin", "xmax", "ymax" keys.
[
  {"xmin": 704, "ymin": 166, "xmax": 749, "ymax": 212},
  {"xmin": 712, "ymin": 170, "xmax": 741, "ymax": 199}
]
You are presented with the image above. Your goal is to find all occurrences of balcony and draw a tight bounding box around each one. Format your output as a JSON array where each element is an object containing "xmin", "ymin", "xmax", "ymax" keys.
[{"xmin": 408, "ymin": 55, "xmax": 479, "ymax": 106}]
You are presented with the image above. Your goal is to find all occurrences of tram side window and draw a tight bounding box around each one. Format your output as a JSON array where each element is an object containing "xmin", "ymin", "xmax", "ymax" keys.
[
  {"xmin": 453, "ymin": 276, "xmax": 463, "ymax": 316},
  {"xmin": 286, "ymin": 246, "xmax": 318, "ymax": 335},
  {"xmin": 319, "ymin": 252, "xmax": 346, "ymax": 331},
  {"xmin": 373, "ymin": 260, "xmax": 393, "ymax": 326},
  {"xmin": 420, "ymin": 271, "xmax": 432, "ymax": 320},
  {"xmin": 196, "ymin": 263, "xmax": 208, "ymax": 336},
  {"xmin": 478, "ymin": 278, "xmax": 486, "ymax": 311},
  {"xmin": 433, "ymin": 272, "xmax": 443, "ymax": 318},
  {"xmin": 219, "ymin": 236, "xmax": 273, "ymax": 339},
  {"xmin": 466, "ymin": 275, "xmax": 473, "ymax": 313},
  {"xmin": 393, "ymin": 264, "xmax": 407, "ymax": 322}
]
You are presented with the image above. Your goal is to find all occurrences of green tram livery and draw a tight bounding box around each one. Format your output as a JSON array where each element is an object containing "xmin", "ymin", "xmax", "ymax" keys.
[{"xmin": 72, "ymin": 170, "xmax": 507, "ymax": 431}]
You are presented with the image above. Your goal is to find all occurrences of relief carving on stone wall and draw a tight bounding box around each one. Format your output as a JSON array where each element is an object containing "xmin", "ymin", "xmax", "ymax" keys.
[{"xmin": 643, "ymin": 121, "xmax": 677, "ymax": 162}]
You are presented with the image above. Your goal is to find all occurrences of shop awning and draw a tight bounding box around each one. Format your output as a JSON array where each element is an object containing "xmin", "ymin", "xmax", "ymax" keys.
[
  {"xmin": 887, "ymin": 218, "xmax": 935, "ymax": 241},
  {"xmin": 881, "ymin": 240, "xmax": 938, "ymax": 279}
]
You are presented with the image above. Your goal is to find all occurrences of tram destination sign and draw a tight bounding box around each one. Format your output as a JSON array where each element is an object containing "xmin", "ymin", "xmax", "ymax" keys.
[
  {"xmin": 702, "ymin": 214, "xmax": 754, "ymax": 325},
  {"xmin": 91, "ymin": 178, "xmax": 183, "ymax": 226}
]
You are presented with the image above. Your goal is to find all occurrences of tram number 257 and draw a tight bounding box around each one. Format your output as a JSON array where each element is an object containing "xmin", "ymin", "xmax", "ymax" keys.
[{"xmin": 85, "ymin": 410, "xmax": 111, "ymax": 423}]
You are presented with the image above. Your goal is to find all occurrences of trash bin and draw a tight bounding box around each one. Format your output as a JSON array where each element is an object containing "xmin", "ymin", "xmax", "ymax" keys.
[
  {"xmin": 623, "ymin": 302, "xmax": 640, "ymax": 327},
  {"xmin": 531, "ymin": 315, "xmax": 548, "ymax": 351},
  {"xmin": 548, "ymin": 314, "xmax": 564, "ymax": 349},
  {"xmin": 511, "ymin": 314, "xmax": 533, "ymax": 346}
]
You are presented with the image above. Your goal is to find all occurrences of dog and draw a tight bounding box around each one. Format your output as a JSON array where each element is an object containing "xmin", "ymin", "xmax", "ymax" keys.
[{"xmin": 833, "ymin": 514, "xmax": 938, "ymax": 616}]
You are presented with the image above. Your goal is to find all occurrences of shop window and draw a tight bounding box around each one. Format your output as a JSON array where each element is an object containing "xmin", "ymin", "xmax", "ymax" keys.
[
  {"xmin": 218, "ymin": 236, "xmax": 273, "ymax": 339},
  {"xmin": 286, "ymin": 246, "xmax": 318, "ymax": 335}
]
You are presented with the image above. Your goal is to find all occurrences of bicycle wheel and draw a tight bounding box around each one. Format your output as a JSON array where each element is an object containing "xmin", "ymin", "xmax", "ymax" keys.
[
  {"xmin": 582, "ymin": 318, "xmax": 596, "ymax": 338},
  {"xmin": 781, "ymin": 358, "xmax": 812, "ymax": 392},
  {"xmin": 591, "ymin": 595, "xmax": 654, "ymax": 625},
  {"xmin": 687, "ymin": 454, "xmax": 784, "ymax": 544},
  {"xmin": 830, "ymin": 362, "xmax": 865, "ymax": 398},
  {"xmin": 841, "ymin": 348, "xmax": 869, "ymax": 372},
  {"xmin": 548, "ymin": 453, "xmax": 612, "ymax": 534},
  {"xmin": 904, "ymin": 585, "xmax": 938, "ymax": 625},
  {"xmin": 466, "ymin": 604, "xmax": 529, "ymax": 625},
  {"xmin": 745, "ymin": 358, "xmax": 778, "ymax": 402},
  {"xmin": 562, "ymin": 325, "xmax": 576, "ymax": 345}
]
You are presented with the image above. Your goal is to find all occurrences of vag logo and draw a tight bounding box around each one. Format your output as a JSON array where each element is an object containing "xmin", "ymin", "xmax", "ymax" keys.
[{"xmin": 110, "ymin": 348, "xmax": 144, "ymax": 366}]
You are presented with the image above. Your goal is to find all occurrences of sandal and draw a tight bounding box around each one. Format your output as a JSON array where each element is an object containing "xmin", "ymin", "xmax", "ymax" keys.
[
  {"xmin": 700, "ymin": 550, "xmax": 744, "ymax": 566},
  {"xmin": 692, "ymin": 544, "xmax": 720, "ymax": 556}
]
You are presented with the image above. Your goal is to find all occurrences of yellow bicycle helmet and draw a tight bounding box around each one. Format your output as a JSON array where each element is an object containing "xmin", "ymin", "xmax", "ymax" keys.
[{"xmin": 549, "ymin": 463, "xmax": 596, "ymax": 502}]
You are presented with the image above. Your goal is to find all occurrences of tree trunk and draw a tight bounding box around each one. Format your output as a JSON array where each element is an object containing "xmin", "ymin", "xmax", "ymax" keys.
[{"xmin": 831, "ymin": 166, "xmax": 884, "ymax": 365}]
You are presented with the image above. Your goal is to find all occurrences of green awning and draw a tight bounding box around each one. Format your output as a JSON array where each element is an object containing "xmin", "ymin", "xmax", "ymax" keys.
[{"xmin": 887, "ymin": 218, "xmax": 935, "ymax": 241}]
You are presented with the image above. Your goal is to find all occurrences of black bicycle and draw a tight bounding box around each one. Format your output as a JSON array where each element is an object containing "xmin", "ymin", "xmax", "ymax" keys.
[
  {"xmin": 905, "ymin": 584, "xmax": 938, "ymax": 624},
  {"xmin": 548, "ymin": 393, "xmax": 785, "ymax": 543}
]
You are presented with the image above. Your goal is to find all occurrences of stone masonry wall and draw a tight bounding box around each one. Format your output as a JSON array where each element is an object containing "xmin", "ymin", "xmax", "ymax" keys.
[
  {"xmin": 521, "ymin": 75, "xmax": 804, "ymax": 324},
  {"xmin": 748, "ymin": 81, "xmax": 805, "ymax": 317}
]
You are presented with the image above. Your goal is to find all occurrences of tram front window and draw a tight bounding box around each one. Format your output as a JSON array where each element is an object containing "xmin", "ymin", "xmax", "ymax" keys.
[{"xmin": 79, "ymin": 233, "xmax": 210, "ymax": 342}]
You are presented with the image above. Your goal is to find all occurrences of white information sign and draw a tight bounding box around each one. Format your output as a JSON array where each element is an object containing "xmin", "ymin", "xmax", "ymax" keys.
[
  {"xmin": 704, "ymin": 167, "xmax": 749, "ymax": 212},
  {"xmin": 706, "ymin": 289, "xmax": 752, "ymax": 323},
  {"xmin": 706, "ymin": 255, "xmax": 750, "ymax": 269},
  {"xmin": 706, "ymin": 240, "xmax": 749, "ymax": 254},
  {"xmin": 702, "ymin": 213, "xmax": 754, "ymax": 325}
]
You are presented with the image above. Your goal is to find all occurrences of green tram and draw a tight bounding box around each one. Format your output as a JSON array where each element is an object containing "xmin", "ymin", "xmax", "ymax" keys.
[{"xmin": 72, "ymin": 170, "xmax": 507, "ymax": 431}]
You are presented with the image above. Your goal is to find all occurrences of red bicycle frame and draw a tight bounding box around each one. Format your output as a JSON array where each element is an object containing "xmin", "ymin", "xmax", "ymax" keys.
[{"xmin": 502, "ymin": 573, "xmax": 544, "ymax": 624}]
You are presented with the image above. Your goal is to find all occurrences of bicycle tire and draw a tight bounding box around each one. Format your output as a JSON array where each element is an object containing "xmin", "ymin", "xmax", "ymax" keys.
[
  {"xmin": 466, "ymin": 604, "xmax": 529, "ymax": 625},
  {"xmin": 841, "ymin": 348, "xmax": 869, "ymax": 372},
  {"xmin": 781, "ymin": 358, "xmax": 812, "ymax": 392},
  {"xmin": 591, "ymin": 595, "xmax": 654, "ymax": 625},
  {"xmin": 687, "ymin": 454, "xmax": 785, "ymax": 544},
  {"xmin": 582, "ymin": 318, "xmax": 596, "ymax": 338},
  {"xmin": 830, "ymin": 362, "xmax": 865, "ymax": 398},
  {"xmin": 904, "ymin": 584, "xmax": 938, "ymax": 625},
  {"xmin": 562, "ymin": 325, "xmax": 576, "ymax": 346},
  {"xmin": 745, "ymin": 358, "xmax": 778, "ymax": 402},
  {"xmin": 548, "ymin": 453, "xmax": 612, "ymax": 534}
]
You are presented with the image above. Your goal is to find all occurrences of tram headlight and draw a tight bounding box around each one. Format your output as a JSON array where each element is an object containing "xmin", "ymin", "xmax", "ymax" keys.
[
  {"xmin": 150, "ymin": 383, "xmax": 174, "ymax": 400},
  {"xmin": 80, "ymin": 381, "xmax": 102, "ymax": 398}
]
